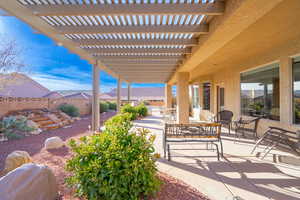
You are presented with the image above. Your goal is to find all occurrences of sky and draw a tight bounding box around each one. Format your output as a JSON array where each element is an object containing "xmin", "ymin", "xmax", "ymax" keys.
[{"xmin": 0, "ymin": 16, "xmax": 164, "ymax": 93}]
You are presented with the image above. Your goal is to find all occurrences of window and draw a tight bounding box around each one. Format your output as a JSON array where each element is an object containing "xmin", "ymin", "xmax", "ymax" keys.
[
  {"xmin": 293, "ymin": 57, "xmax": 300, "ymax": 124},
  {"xmin": 240, "ymin": 63, "xmax": 280, "ymax": 120},
  {"xmin": 191, "ymin": 85, "xmax": 199, "ymax": 108},
  {"xmin": 203, "ymin": 83, "xmax": 211, "ymax": 110}
]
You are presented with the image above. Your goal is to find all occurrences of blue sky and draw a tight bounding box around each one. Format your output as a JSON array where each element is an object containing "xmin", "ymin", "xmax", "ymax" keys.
[{"xmin": 0, "ymin": 16, "xmax": 164, "ymax": 92}]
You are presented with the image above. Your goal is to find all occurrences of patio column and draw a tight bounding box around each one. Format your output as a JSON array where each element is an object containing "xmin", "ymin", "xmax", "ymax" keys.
[
  {"xmin": 176, "ymin": 72, "xmax": 190, "ymax": 124},
  {"xmin": 198, "ymin": 82, "xmax": 203, "ymax": 109},
  {"xmin": 117, "ymin": 77, "xmax": 121, "ymax": 113},
  {"xmin": 165, "ymin": 84, "xmax": 172, "ymax": 108},
  {"xmin": 127, "ymin": 83, "xmax": 131, "ymax": 102},
  {"xmin": 92, "ymin": 63, "xmax": 100, "ymax": 132},
  {"xmin": 280, "ymin": 56, "xmax": 293, "ymax": 124}
]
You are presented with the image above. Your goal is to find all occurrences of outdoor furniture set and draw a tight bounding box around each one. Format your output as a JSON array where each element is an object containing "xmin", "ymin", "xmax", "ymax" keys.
[{"xmin": 163, "ymin": 108, "xmax": 300, "ymax": 160}]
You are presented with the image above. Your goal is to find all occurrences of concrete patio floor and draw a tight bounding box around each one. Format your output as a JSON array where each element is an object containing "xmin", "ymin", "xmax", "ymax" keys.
[{"xmin": 134, "ymin": 111, "xmax": 300, "ymax": 200}]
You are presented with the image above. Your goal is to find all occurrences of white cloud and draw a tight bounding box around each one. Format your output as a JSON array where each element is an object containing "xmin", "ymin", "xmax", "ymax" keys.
[{"xmin": 30, "ymin": 73, "xmax": 92, "ymax": 91}]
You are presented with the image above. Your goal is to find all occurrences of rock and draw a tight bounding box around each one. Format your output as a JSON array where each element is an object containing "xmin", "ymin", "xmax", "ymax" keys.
[
  {"xmin": 0, "ymin": 163, "xmax": 58, "ymax": 200},
  {"xmin": 59, "ymin": 112, "xmax": 71, "ymax": 120},
  {"xmin": 30, "ymin": 128, "xmax": 42, "ymax": 135},
  {"xmin": 44, "ymin": 137, "xmax": 64, "ymax": 150},
  {"xmin": 73, "ymin": 117, "xmax": 81, "ymax": 121},
  {"xmin": 0, "ymin": 134, "xmax": 8, "ymax": 142},
  {"xmin": 46, "ymin": 113, "xmax": 60, "ymax": 123},
  {"xmin": 4, "ymin": 151, "xmax": 32, "ymax": 174},
  {"xmin": 26, "ymin": 120, "xmax": 39, "ymax": 130}
]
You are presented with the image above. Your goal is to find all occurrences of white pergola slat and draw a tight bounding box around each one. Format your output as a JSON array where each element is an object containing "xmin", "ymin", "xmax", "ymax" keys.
[
  {"xmin": 86, "ymin": 48, "xmax": 191, "ymax": 54},
  {"xmin": 57, "ymin": 25, "xmax": 209, "ymax": 35},
  {"xmin": 0, "ymin": 0, "xmax": 224, "ymax": 83},
  {"xmin": 72, "ymin": 39, "xmax": 198, "ymax": 46},
  {"xmin": 26, "ymin": 2, "xmax": 225, "ymax": 16}
]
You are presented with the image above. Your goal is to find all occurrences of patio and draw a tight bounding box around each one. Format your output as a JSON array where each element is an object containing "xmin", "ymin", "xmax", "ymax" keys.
[{"xmin": 134, "ymin": 110, "xmax": 300, "ymax": 200}]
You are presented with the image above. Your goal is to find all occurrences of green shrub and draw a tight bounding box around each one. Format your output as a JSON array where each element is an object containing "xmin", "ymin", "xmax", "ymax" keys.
[
  {"xmin": 107, "ymin": 101, "xmax": 117, "ymax": 110},
  {"xmin": 66, "ymin": 119, "xmax": 161, "ymax": 200},
  {"xmin": 121, "ymin": 104, "xmax": 138, "ymax": 120},
  {"xmin": 100, "ymin": 102, "xmax": 109, "ymax": 113},
  {"xmin": 58, "ymin": 104, "xmax": 79, "ymax": 117},
  {"xmin": 104, "ymin": 113, "xmax": 133, "ymax": 132},
  {"xmin": 135, "ymin": 104, "xmax": 148, "ymax": 117},
  {"xmin": 0, "ymin": 116, "xmax": 35, "ymax": 140}
]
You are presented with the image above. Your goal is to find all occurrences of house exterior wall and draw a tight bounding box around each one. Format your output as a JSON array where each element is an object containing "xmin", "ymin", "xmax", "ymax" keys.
[{"xmin": 194, "ymin": 40, "xmax": 300, "ymax": 136}]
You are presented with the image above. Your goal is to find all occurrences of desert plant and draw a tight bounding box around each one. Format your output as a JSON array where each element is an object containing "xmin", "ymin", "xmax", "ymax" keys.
[
  {"xmin": 121, "ymin": 104, "xmax": 138, "ymax": 120},
  {"xmin": 66, "ymin": 119, "xmax": 161, "ymax": 200},
  {"xmin": 100, "ymin": 102, "xmax": 109, "ymax": 113},
  {"xmin": 0, "ymin": 116, "xmax": 35, "ymax": 140},
  {"xmin": 135, "ymin": 104, "xmax": 148, "ymax": 117},
  {"xmin": 107, "ymin": 101, "xmax": 117, "ymax": 111},
  {"xmin": 58, "ymin": 104, "xmax": 80, "ymax": 117}
]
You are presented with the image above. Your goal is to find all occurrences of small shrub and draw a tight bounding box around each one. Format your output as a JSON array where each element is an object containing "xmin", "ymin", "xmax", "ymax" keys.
[
  {"xmin": 100, "ymin": 102, "xmax": 109, "ymax": 113},
  {"xmin": 0, "ymin": 116, "xmax": 35, "ymax": 140},
  {"xmin": 58, "ymin": 104, "xmax": 79, "ymax": 117},
  {"xmin": 104, "ymin": 113, "xmax": 133, "ymax": 132},
  {"xmin": 66, "ymin": 121, "xmax": 161, "ymax": 200},
  {"xmin": 107, "ymin": 101, "xmax": 117, "ymax": 110},
  {"xmin": 121, "ymin": 104, "xmax": 138, "ymax": 120},
  {"xmin": 135, "ymin": 104, "xmax": 148, "ymax": 117}
]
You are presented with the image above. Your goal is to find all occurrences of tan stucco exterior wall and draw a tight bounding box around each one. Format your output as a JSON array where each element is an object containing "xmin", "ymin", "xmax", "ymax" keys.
[{"xmin": 195, "ymin": 42, "xmax": 300, "ymax": 137}]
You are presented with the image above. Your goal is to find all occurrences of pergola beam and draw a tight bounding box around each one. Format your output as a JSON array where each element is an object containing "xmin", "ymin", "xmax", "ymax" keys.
[
  {"xmin": 105, "ymin": 62, "xmax": 179, "ymax": 66},
  {"xmin": 57, "ymin": 25, "xmax": 208, "ymax": 34},
  {"xmin": 95, "ymin": 55, "xmax": 184, "ymax": 60},
  {"xmin": 27, "ymin": 2, "xmax": 225, "ymax": 16},
  {"xmin": 88, "ymin": 48, "xmax": 191, "ymax": 54},
  {"xmin": 73, "ymin": 38, "xmax": 198, "ymax": 46}
]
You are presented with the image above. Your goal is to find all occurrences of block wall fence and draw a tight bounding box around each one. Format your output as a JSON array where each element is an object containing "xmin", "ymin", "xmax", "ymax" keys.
[{"xmin": 0, "ymin": 97, "xmax": 91, "ymax": 117}]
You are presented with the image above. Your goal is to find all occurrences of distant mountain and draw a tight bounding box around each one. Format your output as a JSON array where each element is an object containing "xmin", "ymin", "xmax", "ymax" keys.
[{"xmin": 56, "ymin": 90, "xmax": 93, "ymax": 96}]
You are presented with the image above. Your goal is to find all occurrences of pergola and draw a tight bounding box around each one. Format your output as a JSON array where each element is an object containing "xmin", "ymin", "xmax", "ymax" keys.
[{"xmin": 0, "ymin": 0, "xmax": 225, "ymax": 131}]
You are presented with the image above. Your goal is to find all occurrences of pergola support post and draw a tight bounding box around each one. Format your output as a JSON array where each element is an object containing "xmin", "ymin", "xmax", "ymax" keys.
[
  {"xmin": 92, "ymin": 63, "xmax": 100, "ymax": 132},
  {"xmin": 117, "ymin": 78, "xmax": 121, "ymax": 113},
  {"xmin": 127, "ymin": 83, "xmax": 131, "ymax": 103},
  {"xmin": 165, "ymin": 84, "xmax": 172, "ymax": 109},
  {"xmin": 176, "ymin": 72, "xmax": 190, "ymax": 124}
]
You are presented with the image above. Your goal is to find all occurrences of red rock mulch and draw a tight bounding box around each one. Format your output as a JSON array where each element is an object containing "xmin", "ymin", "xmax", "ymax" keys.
[{"xmin": 0, "ymin": 111, "xmax": 210, "ymax": 200}]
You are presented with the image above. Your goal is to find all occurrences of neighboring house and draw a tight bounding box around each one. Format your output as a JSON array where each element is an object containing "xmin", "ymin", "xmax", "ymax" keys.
[
  {"xmin": 64, "ymin": 92, "xmax": 91, "ymax": 100},
  {"xmin": 105, "ymin": 87, "xmax": 165, "ymax": 103},
  {"xmin": 0, "ymin": 73, "xmax": 51, "ymax": 98},
  {"xmin": 43, "ymin": 91, "xmax": 63, "ymax": 99}
]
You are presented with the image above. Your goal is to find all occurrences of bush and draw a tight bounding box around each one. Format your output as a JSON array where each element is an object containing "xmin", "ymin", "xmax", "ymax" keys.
[
  {"xmin": 135, "ymin": 104, "xmax": 148, "ymax": 117},
  {"xmin": 0, "ymin": 116, "xmax": 35, "ymax": 140},
  {"xmin": 58, "ymin": 104, "xmax": 79, "ymax": 117},
  {"xmin": 104, "ymin": 113, "xmax": 133, "ymax": 132},
  {"xmin": 66, "ymin": 118, "xmax": 161, "ymax": 200},
  {"xmin": 121, "ymin": 104, "xmax": 138, "ymax": 120},
  {"xmin": 107, "ymin": 101, "xmax": 117, "ymax": 111},
  {"xmin": 100, "ymin": 102, "xmax": 109, "ymax": 113}
]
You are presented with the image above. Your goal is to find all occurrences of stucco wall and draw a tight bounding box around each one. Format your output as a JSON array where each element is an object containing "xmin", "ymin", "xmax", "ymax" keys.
[
  {"xmin": 195, "ymin": 41, "xmax": 300, "ymax": 136},
  {"xmin": 0, "ymin": 97, "xmax": 91, "ymax": 117}
]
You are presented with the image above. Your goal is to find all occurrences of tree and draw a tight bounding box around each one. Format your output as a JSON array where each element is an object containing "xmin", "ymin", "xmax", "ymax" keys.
[
  {"xmin": 0, "ymin": 37, "xmax": 25, "ymax": 92},
  {"xmin": 0, "ymin": 38, "xmax": 24, "ymax": 73}
]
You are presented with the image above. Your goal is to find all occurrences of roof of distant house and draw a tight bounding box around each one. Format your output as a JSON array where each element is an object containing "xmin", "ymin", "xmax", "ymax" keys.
[
  {"xmin": 0, "ymin": 73, "xmax": 51, "ymax": 98},
  {"xmin": 43, "ymin": 91, "xmax": 63, "ymax": 99},
  {"xmin": 63, "ymin": 92, "xmax": 91, "ymax": 100},
  {"xmin": 106, "ymin": 87, "xmax": 164, "ymax": 100}
]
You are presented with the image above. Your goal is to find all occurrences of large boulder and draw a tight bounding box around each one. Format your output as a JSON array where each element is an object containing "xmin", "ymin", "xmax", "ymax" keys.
[
  {"xmin": 44, "ymin": 137, "xmax": 64, "ymax": 150},
  {"xmin": 0, "ymin": 163, "xmax": 58, "ymax": 200},
  {"xmin": 4, "ymin": 151, "xmax": 32, "ymax": 174}
]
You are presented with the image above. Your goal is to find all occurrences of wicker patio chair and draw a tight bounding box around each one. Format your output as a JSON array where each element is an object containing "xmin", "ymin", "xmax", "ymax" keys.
[{"xmin": 234, "ymin": 117, "xmax": 261, "ymax": 140}]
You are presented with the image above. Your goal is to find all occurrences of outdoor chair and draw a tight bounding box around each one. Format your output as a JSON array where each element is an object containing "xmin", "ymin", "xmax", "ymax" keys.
[
  {"xmin": 234, "ymin": 117, "xmax": 261, "ymax": 140},
  {"xmin": 163, "ymin": 123, "xmax": 223, "ymax": 161},
  {"xmin": 251, "ymin": 126, "xmax": 300, "ymax": 159},
  {"xmin": 215, "ymin": 110, "xmax": 234, "ymax": 134}
]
